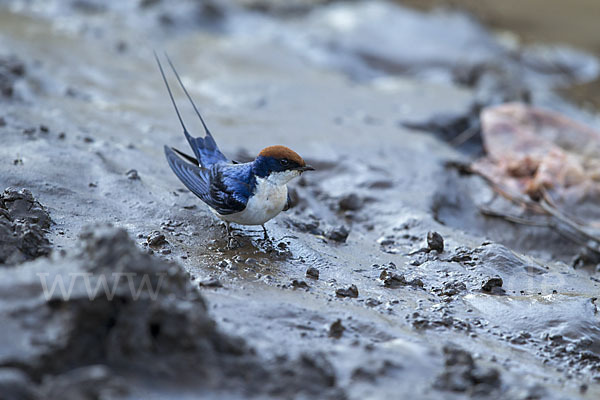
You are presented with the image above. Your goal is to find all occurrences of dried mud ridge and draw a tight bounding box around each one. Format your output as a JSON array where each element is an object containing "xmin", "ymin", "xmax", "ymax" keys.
[
  {"xmin": 0, "ymin": 223, "xmax": 344, "ymax": 399},
  {"xmin": 0, "ymin": 188, "xmax": 51, "ymax": 266}
]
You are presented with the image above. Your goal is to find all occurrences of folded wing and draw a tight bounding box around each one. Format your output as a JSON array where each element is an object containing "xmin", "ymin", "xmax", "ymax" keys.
[
  {"xmin": 164, "ymin": 146, "xmax": 212, "ymax": 203},
  {"xmin": 165, "ymin": 146, "xmax": 252, "ymax": 215},
  {"xmin": 208, "ymin": 166, "xmax": 254, "ymax": 215}
]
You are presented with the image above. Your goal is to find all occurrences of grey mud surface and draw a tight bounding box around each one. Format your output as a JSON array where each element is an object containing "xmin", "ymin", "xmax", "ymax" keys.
[{"xmin": 1, "ymin": 1, "xmax": 599, "ymax": 399}]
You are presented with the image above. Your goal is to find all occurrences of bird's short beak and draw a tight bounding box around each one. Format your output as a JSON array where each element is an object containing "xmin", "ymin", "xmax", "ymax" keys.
[{"xmin": 297, "ymin": 165, "xmax": 315, "ymax": 172}]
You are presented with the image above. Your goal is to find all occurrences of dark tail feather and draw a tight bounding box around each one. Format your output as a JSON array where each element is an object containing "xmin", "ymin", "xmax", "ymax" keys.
[
  {"xmin": 172, "ymin": 147, "xmax": 199, "ymax": 165},
  {"xmin": 158, "ymin": 52, "xmax": 229, "ymax": 167},
  {"xmin": 154, "ymin": 51, "xmax": 201, "ymax": 163},
  {"xmin": 165, "ymin": 53, "xmax": 212, "ymax": 139}
]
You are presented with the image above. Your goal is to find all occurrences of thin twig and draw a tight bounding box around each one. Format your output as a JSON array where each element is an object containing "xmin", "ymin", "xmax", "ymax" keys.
[
  {"xmin": 479, "ymin": 205, "xmax": 600, "ymax": 253},
  {"xmin": 539, "ymin": 199, "xmax": 600, "ymax": 245},
  {"xmin": 450, "ymin": 125, "xmax": 479, "ymax": 147},
  {"xmin": 478, "ymin": 206, "xmax": 550, "ymax": 227}
]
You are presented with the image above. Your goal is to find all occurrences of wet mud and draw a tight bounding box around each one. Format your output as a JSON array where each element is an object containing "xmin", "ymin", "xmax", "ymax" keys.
[{"xmin": 1, "ymin": 0, "xmax": 600, "ymax": 399}]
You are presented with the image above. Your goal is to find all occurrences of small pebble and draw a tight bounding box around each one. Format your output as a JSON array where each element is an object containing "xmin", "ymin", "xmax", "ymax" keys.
[
  {"xmin": 126, "ymin": 169, "xmax": 140, "ymax": 180},
  {"xmin": 427, "ymin": 231, "xmax": 444, "ymax": 253},
  {"xmin": 365, "ymin": 298, "xmax": 382, "ymax": 307},
  {"xmin": 329, "ymin": 319, "xmax": 345, "ymax": 338},
  {"xmin": 306, "ymin": 267, "xmax": 319, "ymax": 279},
  {"xmin": 291, "ymin": 279, "xmax": 309, "ymax": 289},
  {"xmin": 116, "ymin": 40, "xmax": 128, "ymax": 52},
  {"xmin": 336, "ymin": 284, "xmax": 358, "ymax": 298},
  {"xmin": 482, "ymin": 277, "xmax": 503, "ymax": 293},
  {"xmin": 380, "ymin": 271, "xmax": 423, "ymax": 288},
  {"xmin": 199, "ymin": 278, "xmax": 223, "ymax": 288},
  {"xmin": 147, "ymin": 230, "xmax": 167, "ymax": 247},
  {"xmin": 327, "ymin": 226, "xmax": 350, "ymax": 243},
  {"xmin": 338, "ymin": 193, "xmax": 362, "ymax": 211}
]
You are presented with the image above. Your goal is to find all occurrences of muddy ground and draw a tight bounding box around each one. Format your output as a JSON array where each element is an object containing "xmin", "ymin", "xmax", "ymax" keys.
[{"xmin": 1, "ymin": 1, "xmax": 599, "ymax": 399}]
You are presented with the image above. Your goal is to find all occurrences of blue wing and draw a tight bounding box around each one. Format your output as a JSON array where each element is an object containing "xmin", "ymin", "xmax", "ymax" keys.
[
  {"xmin": 165, "ymin": 146, "xmax": 254, "ymax": 215},
  {"xmin": 207, "ymin": 164, "xmax": 255, "ymax": 215},
  {"xmin": 164, "ymin": 146, "xmax": 212, "ymax": 203}
]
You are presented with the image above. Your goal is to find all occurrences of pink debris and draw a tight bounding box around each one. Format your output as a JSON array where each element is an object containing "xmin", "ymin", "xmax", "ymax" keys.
[{"xmin": 472, "ymin": 103, "xmax": 600, "ymax": 224}]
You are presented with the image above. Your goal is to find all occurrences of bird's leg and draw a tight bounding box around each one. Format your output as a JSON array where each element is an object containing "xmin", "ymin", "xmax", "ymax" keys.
[
  {"xmin": 226, "ymin": 222, "xmax": 240, "ymax": 249},
  {"xmin": 261, "ymin": 224, "xmax": 270, "ymax": 241}
]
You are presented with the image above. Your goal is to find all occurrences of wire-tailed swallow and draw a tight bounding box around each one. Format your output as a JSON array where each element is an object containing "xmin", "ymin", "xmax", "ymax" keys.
[{"xmin": 155, "ymin": 54, "xmax": 314, "ymax": 242}]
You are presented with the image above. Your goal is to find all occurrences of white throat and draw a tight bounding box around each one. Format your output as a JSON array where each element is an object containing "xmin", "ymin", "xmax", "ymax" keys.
[{"xmin": 264, "ymin": 170, "xmax": 301, "ymax": 186}]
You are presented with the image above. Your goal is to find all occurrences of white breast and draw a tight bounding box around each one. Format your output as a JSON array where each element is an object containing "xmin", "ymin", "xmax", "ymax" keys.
[{"xmin": 216, "ymin": 174, "xmax": 292, "ymax": 226}]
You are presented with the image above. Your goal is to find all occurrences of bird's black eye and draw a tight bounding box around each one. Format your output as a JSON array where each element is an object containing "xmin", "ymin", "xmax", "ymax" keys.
[{"xmin": 280, "ymin": 159, "xmax": 289, "ymax": 167}]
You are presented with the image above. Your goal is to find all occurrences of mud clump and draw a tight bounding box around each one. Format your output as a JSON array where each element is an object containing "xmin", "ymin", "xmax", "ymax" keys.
[
  {"xmin": 434, "ymin": 280, "xmax": 467, "ymax": 297},
  {"xmin": 126, "ymin": 169, "xmax": 140, "ymax": 180},
  {"xmin": 409, "ymin": 231, "xmax": 445, "ymax": 255},
  {"xmin": 336, "ymin": 284, "xmax": 358, "ymax": 298},
  {"xmin": 338, "ymin": 193, "xmax": 362, "ymax": 211},
  {"xmin": 0, "ymin": 188, "xmax": 52, "ymax": 265},
  {"xmin": 427, "ymin": 231, "xmax": 444, "ymax": 253},
  {"xmin": 0, "ymin": 55, "xmax": 26, "ymax": 98},
  {"xmin": 409, "ymin": 311, "xmax": 472, "ymax": 332},
  {"xmin": 291, "ymin": 279, "xmax": 309, "ymax": 289},
  {"xmin": 29, "ymin": 225, "xmax": 244, "ymax": 384},
  {"xmin": 329, "ymin": 319, "xmax": 345, "ymax": 339},
  {"xmin": 198, "ymin": 277, "xmax": 223, "ymax": 288},
  {"xmin": 380, "ymin": 271, "xmax": 424, "ymax": 289},
  {"xmin": 434, "ymin": 345, "xmax": 501, "ymax": 395},
  {"xmin": 0, "ymin": 225, "xmax": 344, "ymax": 398},
  {"xmin": 326, "ymin": 225, "xmax": 350, "ymax": 243},
  {"xmin": 146, "ymin": 230, "xmax": 167, "ymax": 247},
  {"xmin": 365, "ymin": 298, "xmax": 382, "ymax": 307},
  {"xmin": 284, "ymin": 216, "xmax": 323, "ymax": 235},
  {"xmin": 306, "ymin": 266, "xmax": 320, "ymax": 279},
  {"xmin": 481, "ymin": 276, "xmax": 504, "ymax": 293}
]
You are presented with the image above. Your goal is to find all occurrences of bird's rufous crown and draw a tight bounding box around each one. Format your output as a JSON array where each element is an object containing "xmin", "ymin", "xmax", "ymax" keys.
[{"xmin": 258, "ymin": 145, "xmax": 305, "ymax": 166}]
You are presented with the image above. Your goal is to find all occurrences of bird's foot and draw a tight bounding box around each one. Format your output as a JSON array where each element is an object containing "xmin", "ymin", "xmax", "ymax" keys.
[
  {"xmin": 227, "ymin": 236, "xmax": 241, "ymax": 250},
  {"xmin": 260, "ymin": 225, "xmax": 273, "ymax": 243},
  {"xmin": 222, "ymin": 223, "xmax": 241, "ymax": 249},
  {"xmin": 223, "ymin": 222, "xmax": 238, "ymax": 234}
]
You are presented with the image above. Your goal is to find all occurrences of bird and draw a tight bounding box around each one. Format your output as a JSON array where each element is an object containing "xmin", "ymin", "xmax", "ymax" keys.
[{"xmin": 155, "ymin": 54, "xmax": 314, "ymax": 245}]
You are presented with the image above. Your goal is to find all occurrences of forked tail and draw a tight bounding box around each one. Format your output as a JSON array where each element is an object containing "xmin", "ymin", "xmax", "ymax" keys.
[{"xmin": 155, "ymin": 52, "xmax": 229, "ymax": 167}]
